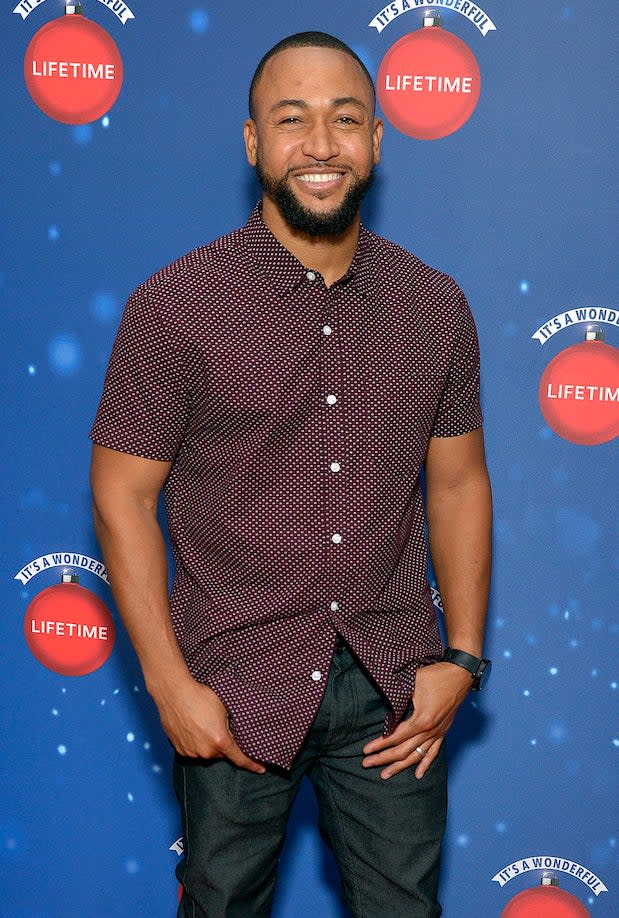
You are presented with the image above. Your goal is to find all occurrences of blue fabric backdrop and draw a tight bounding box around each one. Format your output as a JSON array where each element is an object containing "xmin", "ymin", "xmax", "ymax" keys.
[{"xmin": 1, "ymin": 2, "xmax": 617, "ymax": 916}]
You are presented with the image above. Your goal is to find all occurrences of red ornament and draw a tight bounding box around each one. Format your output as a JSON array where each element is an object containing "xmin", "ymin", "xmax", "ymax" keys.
[
  {"xmin": 502, "ymin": 884, "xmax": 590, "ymax": 917},
  {"xmin": 24, "ymin": 11, "xmax": 123, "ymax": 125},
  {"xmin": 538, "ymin": 337, "xmax": 619, "ymax": 445},
  {"xmin": 377, "ymin": 21, "xmax": 480, "ymax": 140},
  {"xmin": 24, "ymin": 576, "xmax": 115, "ymax": 676}
]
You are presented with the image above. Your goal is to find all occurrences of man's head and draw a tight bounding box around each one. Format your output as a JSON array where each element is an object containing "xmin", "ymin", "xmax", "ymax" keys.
[
  {"xmin": 244, "ymin": 32, "xmax": 382, "ymax": 238},
  {"xmin": 248, "ymin": 32, "xmax": 376, "ymax": 120}
]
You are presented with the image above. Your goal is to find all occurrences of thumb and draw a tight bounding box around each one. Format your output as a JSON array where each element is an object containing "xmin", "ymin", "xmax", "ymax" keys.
[{"xmin": 220, "ymin": 734, "xmax": 266, "ymax": 774}]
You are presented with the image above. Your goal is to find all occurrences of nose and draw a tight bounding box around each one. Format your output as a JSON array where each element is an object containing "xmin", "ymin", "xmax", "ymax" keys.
[{"xmin": 301, "ymin": 119, "xmax": 340, "ymax": 161}]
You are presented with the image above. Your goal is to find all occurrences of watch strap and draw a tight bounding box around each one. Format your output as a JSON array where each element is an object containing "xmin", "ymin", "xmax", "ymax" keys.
[{"xmin": 443, "ymin": 648, "xmax": 491, "ymax": 690}]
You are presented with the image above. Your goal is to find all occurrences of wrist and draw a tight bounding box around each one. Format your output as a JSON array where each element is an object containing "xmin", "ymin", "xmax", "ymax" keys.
[
  {"xmin": 444, "ymin": 636, "xmax": 484, "ymax": 658},
  {"xmin": 144, "ymin": 661, "xmax": 195, "ymax": 701},
  {"xmin": 442, "ymin": 647, "xmax": 492, "ymax": 691}
]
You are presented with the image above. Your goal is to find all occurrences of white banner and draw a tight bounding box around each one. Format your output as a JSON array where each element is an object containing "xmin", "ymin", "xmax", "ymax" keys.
[
  {"xmin": 369, "ymin": 1, "xmax": 496, "ymax": 36},
  {"xmin": 531, "ymin": 306, "xmax": 619, "ymax": 344},
  {"xmin": 492, "ymin": 856, "xmax": 608, "ymax": 896},
  {"xmin": 13, "ymin": 0, "xmax": 46, "ymax": 19},
  {"xmin": 94, "ymin": 0, "xmax": 134, "ymax": 24},
  {"xmin": 13, "ymin": 0, "xmax": 135, "ymax": 24},
  {"xmin": 15, "ymin": 552, "xmax": 109, "ymax": 585}
]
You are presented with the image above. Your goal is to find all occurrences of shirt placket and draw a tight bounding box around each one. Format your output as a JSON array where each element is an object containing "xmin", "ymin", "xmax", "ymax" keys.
[{"xmin": 305, "ymin": 270, "xmax": 349, "ymax": 636}]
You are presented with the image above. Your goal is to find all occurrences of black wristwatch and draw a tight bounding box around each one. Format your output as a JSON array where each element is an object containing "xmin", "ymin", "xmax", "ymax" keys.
[{"xmin": 443, "ymin": 648, "xmax": 492, "ymax": 691}]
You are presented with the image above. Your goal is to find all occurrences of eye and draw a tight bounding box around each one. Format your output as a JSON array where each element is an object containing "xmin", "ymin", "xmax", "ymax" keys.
[
  {"xmin": 336, "ymin": 116, "xmax": 359, "ymax": 125},
  {"xmin": 278, "ymin": 116, "xmax": 302, "ymax": 125}
]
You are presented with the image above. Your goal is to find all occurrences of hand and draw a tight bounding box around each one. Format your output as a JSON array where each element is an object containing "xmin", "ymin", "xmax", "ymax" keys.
[
  {"xmin": 362, "ymin": 661, "xmax": 472, "ymax": 780},
  {"xmin": 153, "ymin": 676, "xmax": 266, "ymax": 774}
]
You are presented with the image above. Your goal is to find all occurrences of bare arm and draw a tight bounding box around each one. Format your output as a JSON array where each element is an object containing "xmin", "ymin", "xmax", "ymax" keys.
[
  {"xmin": 363, "ymin": 428, "xmax": 492, "ymax": 779},
  {"xmin": 425, "ymin": 426, "xmax": 492, "ymax": 657},
  {"xmin": 90, "ymin": 444, "xmax": 264, "ymax": 772}
]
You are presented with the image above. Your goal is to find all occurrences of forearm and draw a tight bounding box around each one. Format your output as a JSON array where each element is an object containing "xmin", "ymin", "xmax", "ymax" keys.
[
  {"xmin": 363, "ymin": 433, "xmax": 492, "ymax": 777},
  {"xmin": 92, "ymin": 497, "xmax": 192, "ymax": 698},
  {"xmin": 426, "ymin": 469, "xmax": 492, "ymax": 656},
  {"xmin": 89, "ymin": 448, "xmax": 262, "ymax": 770}
]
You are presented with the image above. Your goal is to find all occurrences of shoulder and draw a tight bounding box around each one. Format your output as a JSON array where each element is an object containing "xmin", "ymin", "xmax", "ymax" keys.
[
  {"xmin": 118, "ymin": 224, "xmax": 257, "ymax": 338},
  {"xmin": 136, "ymin": 224, "xmax": 249, "ymax": 307},
  {"xmin": 363, "ymin": 226, "xmax": 466, "ymax": 307}
]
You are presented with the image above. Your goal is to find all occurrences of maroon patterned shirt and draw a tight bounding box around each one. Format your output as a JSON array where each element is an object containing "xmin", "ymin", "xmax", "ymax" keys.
[{"xmin": 90, "ymin": 204, "xmax": 483, "ymax": 768}]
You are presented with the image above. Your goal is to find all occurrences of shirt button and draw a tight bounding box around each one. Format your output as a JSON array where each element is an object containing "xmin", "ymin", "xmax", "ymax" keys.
[
  {"xmin": 311, "ymin": 670, "xmax": 322, "ymax": 681},
  {"xmin": 306, "ymin": 270, "xmax": 317, "ymax": 282},
  {"xmin": 322, "ymin": 325, "xmax": 332, "ymax": 336},
  {"xmin": 331, "ymin": 533, "xmax": 342, "ymax": 544},
  {"xmin": 330, "ymin": 601, "xmax": 340, "ymax": 612},
  {"xmin": 326, "ymin": 394, "xmax": 337, "ymax": 405},
  {"xmin": 330, "ymin": 461, "xmax": 341, "ymax": 473}
]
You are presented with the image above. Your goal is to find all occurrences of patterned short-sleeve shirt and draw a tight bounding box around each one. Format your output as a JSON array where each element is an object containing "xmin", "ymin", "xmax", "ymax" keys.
[{"xmin": 90, "ymin": 204, "xmax": 483, "ymax": 768}]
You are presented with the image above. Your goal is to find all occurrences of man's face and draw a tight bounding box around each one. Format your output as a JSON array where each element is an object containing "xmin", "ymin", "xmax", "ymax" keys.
[{"xmin": 244, "ymin": 45, "xmax": 383, "ymax": 236}]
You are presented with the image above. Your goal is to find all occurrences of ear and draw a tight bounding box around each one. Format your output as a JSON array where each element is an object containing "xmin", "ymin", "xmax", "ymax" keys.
[
  {"xmin": 244, "ymin": 119, "xmax": 258, "ymax": 167},
  {"xmin": 372, "ymin": 118, "xmax": 384, "ymax": 165}
]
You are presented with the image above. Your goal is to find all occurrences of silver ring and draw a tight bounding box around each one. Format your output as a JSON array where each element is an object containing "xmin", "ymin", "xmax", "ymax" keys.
[{"xmin": 415, "ymin": 746, "xmax": 427, "ymax": 757}]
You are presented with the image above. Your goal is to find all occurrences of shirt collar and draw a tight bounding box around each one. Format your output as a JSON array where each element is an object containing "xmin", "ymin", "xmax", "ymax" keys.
[{"xmin": 240, "ymin": 202, "xmax": 377, "ymax": 297}]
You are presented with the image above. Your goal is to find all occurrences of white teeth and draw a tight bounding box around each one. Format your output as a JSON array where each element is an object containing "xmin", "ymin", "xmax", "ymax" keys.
[{"xmin": 297, "ymin": 173, "xmax": 340, "ymax": 184}]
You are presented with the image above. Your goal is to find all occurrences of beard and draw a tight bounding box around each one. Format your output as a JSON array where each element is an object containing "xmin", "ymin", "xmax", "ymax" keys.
[{"xmin": 255, "ymin": 158, "xmax": 374, "ymax": 237}]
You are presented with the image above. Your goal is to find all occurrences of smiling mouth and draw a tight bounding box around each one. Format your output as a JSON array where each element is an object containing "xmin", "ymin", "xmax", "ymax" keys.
[{"xmin": 295, "ymin": 173, "xmax": 344, "ymax": 184}]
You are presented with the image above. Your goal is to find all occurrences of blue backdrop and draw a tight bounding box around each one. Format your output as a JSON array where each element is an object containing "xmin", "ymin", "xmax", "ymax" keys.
[{"xmin": 1, "ymin": 2, "xmax": 617, "ymax": 916}]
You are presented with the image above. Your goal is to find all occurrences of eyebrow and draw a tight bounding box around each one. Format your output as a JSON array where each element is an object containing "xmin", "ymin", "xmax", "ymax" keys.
[
  {"xmin": 269, "ymin": 96, "xmax": 369, "ymax": 113},
  {"xmin": 332, "ymin": 97, "xmax": 368, "ymax": 110}
]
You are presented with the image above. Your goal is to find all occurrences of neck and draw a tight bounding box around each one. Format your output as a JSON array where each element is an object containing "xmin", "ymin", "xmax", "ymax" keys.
[{"xmin": 261, "ymin": 196, "xmax": 360, "ymax": 288}]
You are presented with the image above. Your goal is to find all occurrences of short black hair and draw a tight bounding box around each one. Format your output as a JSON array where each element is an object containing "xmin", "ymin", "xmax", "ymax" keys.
[{"xmin": 248, "ymin": 31, "xmax": 375, "ymax": 118}]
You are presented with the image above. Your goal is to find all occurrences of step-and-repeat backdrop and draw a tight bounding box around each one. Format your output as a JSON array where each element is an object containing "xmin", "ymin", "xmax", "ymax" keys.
[{"xmin": 2, "ymin": 2, "xmax": 617, "ymax": 916}]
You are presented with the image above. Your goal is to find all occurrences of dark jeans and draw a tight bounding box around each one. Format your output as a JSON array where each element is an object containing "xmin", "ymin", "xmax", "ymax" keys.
[{"xmin": 174, "ymin": 643, "xmax": 447, "ymax": 918}]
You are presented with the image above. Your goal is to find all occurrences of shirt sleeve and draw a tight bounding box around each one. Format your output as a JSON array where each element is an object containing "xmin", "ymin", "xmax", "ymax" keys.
[
  {"xmin": 89, "ymin": 283, "xmax": 190, "ymax": 461},
  {"xmin": 431, "ymin": 290, "xmax": 483, "ymax": 438}
]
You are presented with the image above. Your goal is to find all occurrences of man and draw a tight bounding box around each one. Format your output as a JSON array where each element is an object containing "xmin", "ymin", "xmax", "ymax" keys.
[{"xmin": 90, "ymin": 31, "xmax": 492, "ymax": 918}]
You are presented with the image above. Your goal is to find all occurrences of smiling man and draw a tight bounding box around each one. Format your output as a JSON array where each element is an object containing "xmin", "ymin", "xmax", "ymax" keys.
[
  {"xmin": 246, "ymin": 42, "xmax": 380, "ymax": 254},
  {"xmin": 90, "ymin": 31, "xmax": 492, "ymax": 918}
]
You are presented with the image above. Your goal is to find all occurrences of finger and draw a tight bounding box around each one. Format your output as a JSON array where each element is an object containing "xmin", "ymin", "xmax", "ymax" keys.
[
  {"xmin": 380, "ymin": 738, "xmax": 439, "ymax": 780},
  {"xmin": 363, "ymin": 720, "xmax": 421, "ymax": 754},
  {"xmin": 220, "ymin": 735, "xmax": 266, "ymax": 774},
  {"xmin": 414, "ymin": 737, "xmax": 443, "ymax": 780},
  {"xmin": 168, "ymin": 725, "xmax": 223, "ymax": 759},
  {"xmin": 362, "ymin": 710, "xmax": 438, "ymax": 754},
  {"xmin": 379, "ymin": 749, "xmax": 425, "ymax": 780},
  {"xmin": 167, "ymin": 733, "xmax": 207, "ymax": 758},
  {"xmin": 362, "ymin": 734, "xmax": 433, "ymax": 769}
]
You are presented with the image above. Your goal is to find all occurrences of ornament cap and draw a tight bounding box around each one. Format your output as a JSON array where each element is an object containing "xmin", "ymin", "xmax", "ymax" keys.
[
  {"xmin": 423, "ymin": 11, "xmax": 443, "ymax": 28},
  {"xmin": 540, "ymin": 874, "xmax": 559, "ymax": 887},
  {"xmin": 64, "ymin": 1, "xmax": 84, "ymax": 15},
  {"xmin": 585, "ymin": 324, "xmax": 605, "ymax": 342},
  {"xmin": 61, "ymin": 571, "xmax": 80, "ymax": 584}
]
